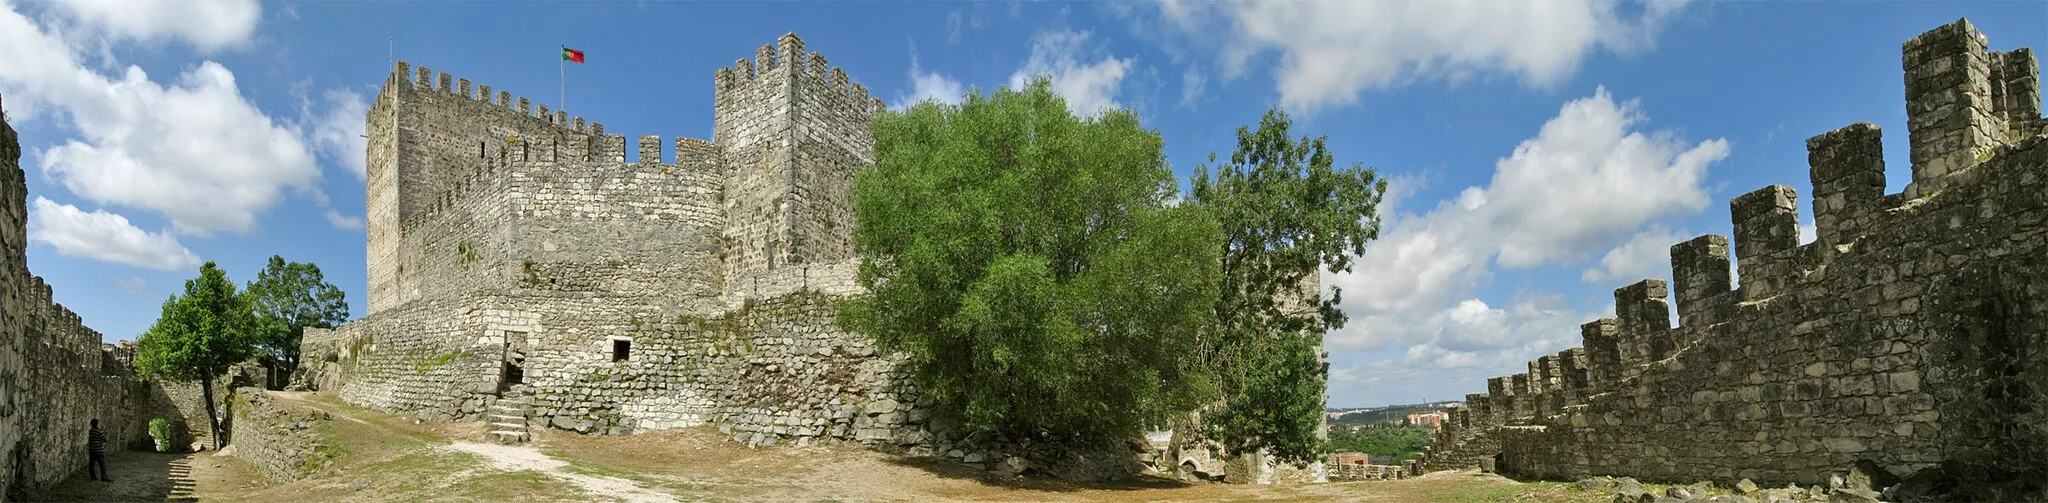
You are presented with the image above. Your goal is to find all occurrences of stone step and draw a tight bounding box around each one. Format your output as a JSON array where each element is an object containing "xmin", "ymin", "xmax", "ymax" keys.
[
  {"xmin": 487, "ymin": 413, "xmax": 524, "ymax": 423},
  {"xmin": 489, "ymin": 421, "xmax": 527, "ymax": 430},
  {"xmin": 488, "ymin": 431, "xmax": 529, "ymax": 444}
]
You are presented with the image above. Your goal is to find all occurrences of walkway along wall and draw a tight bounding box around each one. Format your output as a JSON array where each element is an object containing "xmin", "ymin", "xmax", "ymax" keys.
[{"xmin": 1416, "ymin": 19, "xmax": 2048, "ymax": 488}]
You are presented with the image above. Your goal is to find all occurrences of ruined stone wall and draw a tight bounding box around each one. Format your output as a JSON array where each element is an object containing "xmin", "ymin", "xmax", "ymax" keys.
[
  {"xmin": 518, "ymin": 287, "xmax": 922, "ymax": 443},
  {"xmin": 298, "ymin": 271, "xmax": 917, "ymax": 444},
  {"xmin": 228, "ymin": 388, "xmax": 333, "ymax": 483},
  {"xmin": 303, "ymin": 296, "xmax": 515, "ymax": 419},
  {"xmin": 1420, "ymin": 19, "xmax": 2048, "ymax": 488}
]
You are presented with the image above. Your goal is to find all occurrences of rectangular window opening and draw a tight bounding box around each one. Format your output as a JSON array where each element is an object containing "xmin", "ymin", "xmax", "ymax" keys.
[{"xmin": 612, "ymin": 339, "xmax": 631, "ymax": 362}]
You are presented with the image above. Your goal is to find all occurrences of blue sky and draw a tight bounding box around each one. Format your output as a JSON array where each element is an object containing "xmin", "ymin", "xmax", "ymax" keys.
[{"xmin": 1, "ymin": 0, "xmax": 2043, "ymax": 408}]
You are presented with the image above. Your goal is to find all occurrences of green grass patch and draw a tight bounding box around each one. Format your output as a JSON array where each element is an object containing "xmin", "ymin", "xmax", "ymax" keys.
[{"xmin": 466, "ymin": 468, "xmax": 590, "ymax": 501}]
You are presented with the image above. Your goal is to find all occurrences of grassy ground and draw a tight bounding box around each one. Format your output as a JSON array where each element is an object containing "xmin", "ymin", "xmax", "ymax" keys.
[{"xmin": 42, "ymin": 391, "xmax": 1636, "ymax": 502}]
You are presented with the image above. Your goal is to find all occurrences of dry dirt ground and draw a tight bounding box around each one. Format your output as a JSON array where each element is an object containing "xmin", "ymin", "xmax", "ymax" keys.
[{"xmin": 37, "ymin": 391, "xmax": 1606, "ymax": 502}]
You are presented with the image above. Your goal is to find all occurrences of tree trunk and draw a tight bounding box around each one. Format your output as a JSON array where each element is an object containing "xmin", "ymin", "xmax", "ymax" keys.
[{"xmin": 201, "ymin": 376, "xmax": 224, "ymax": 450}]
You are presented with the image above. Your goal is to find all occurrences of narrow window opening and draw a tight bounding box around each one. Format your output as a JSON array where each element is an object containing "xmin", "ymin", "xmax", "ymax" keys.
[{"xmin": 612, "ymin": 339, "xmax": 631, "ymax": 362}]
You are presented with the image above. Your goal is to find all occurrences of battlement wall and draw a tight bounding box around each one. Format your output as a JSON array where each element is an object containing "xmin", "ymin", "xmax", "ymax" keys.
[
  {"xmin": 391, "ymin": 153, "xmax": 513, "ymax": 308},
  {"xmin": 1420, "ymin": 19, "xmax": 2048, "ymax": 487},
  {"xmin": 503, "ymin": 135, "xmax": 730, "ymax": 306},
  {"xmin": 1, "ymin": 107, "xmax": 212, "ymax": 499}
]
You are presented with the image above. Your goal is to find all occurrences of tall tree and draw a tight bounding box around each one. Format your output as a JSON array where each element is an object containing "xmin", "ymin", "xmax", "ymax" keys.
[
  {"xmin": 1189, "ymin": 107, "xmax": 1389, "ymax": 465},
  {"xmin": 136, "ymin": 262, "xmax": 258, "ymax": 450},
  {"xmin": 841, "ymin": 78, "xmax": 1223, "ymax": 440},
  {"xmin": 245, "ymin": 255, "xmax": 350, "ymax": 378}
]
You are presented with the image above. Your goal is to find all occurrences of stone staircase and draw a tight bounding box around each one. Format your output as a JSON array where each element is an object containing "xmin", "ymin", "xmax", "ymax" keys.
[{"xmin": 487, "ymin": 388, "xmax": 532, "ymax": 444}]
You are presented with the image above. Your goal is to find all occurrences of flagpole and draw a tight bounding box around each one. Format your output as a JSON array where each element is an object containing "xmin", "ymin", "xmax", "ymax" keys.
[{"xmin": 560, "ymin": 45, "xmax": 566, "ymax": 115}]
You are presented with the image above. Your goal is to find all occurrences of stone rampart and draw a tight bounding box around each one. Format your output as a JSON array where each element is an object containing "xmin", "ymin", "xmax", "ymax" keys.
[
  {"xmin": 0, "ymin": 99, "xmax": 216, "ymax": 501},
  {"xmin": 1417, "ymin": 19, "xmax": 2048, "ymax": 488}
]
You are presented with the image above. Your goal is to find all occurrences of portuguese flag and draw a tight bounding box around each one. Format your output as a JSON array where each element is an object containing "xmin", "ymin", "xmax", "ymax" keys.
[{"xmin": 562, "ymin": 47, "xmax": 585, "ymax": 63}]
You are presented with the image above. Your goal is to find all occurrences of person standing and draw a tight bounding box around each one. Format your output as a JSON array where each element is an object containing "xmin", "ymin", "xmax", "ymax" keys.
[{"xmin": 88, "ymin": 419, "xmax": 110, "ymax": 481}]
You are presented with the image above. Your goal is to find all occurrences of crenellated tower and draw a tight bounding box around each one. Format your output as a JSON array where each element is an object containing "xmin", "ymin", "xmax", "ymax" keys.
[
  {"xmin": 364, "ymin": 61, "xmax": 610, "ymax": 314},
  {"xmin": 713, "ymin": 33, "xmax": 886, "ymax": 292}
]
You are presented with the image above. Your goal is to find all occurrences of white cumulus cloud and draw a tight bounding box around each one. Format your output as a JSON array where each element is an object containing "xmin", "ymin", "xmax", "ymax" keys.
[
  {"xmin": 26, "ymin": 0, "xmax": 262, "ymax": 53},
  {"xmin": 1582, "ymin": 226, "xmax": 1688, "ymax": 284},
  {"xmin": 28, "ymin": 197, "xmax": 199, "ymax": 271},
  {"xmin": 1131, "ymin": 0, "xmax": 1689, "ymax": 112},
  {"xmin": 1009, "ymin": 29, "xmax": 1134, "ymax": 117},
  {"xmin": 892, "ymin": 45, "xmax": 966, "ymax": 110},
  {"xmin": 0, "ymin": 0, "xmax": 354, "ymax": 238},
  {"xmin": 1320, "ymin": 88, "xmax": 1726, "ymax": 405},
  {"xmin": 304, "ymin": 87, "xmax": 369, "ymax": 181}
]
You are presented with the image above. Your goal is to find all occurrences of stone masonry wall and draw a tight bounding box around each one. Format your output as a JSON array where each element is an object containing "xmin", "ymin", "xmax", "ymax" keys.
[
  {"xmin": 314, "ymin": 33, "xmax": 1186, "ymax": 483},
  {"xmin": 713, "ymin": 34, "xmax": 886, "ymax": 287},
  {"xmin": 392, "ymin": 154, "xmax": 512, "ymax": 307},
  {"xmin": 715, "ymin": 36, "xmax": 798, "ymax": 287},
  {"xmin": 1417, "ymin": 19, "xmax": 2048, "ymax": 488},
  {"xmin": 228, "ymin": 388, "xmax": 334, "ymax": 483},
  {"xmin": 785, "ymin": 43, "xmax": 879, "ymax": 267},
  {"xmin": 505, "ymin": 135, "xmax": 728, "ymax": 308},
  {"xmin": 368, "ymin": 61, "xmax": 614, "ymax": 314},
  {"xmin": 0, "ymin": 100, "xmax": 211, "ymax": 501}
]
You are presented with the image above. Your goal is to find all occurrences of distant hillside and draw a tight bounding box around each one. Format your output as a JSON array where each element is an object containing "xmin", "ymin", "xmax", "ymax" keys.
[{"xmin": 1326, "ymin": 401, "xmax": 1462, "ymax": 425}]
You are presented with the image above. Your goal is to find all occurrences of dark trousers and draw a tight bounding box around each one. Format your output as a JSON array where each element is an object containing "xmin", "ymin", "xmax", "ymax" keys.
[{"xmin": 88, "ymin": 451, "xmax": 108, "ymax": 480}]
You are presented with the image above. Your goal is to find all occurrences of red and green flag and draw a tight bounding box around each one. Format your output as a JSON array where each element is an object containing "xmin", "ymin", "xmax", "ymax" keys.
[{"xmin": 562, "ymin": 47, "xmax": 585, "ymax": 63}]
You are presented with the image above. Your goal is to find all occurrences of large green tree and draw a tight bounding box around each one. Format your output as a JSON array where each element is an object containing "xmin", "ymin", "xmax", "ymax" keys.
[
  {"xmin": 136, "ymin": 261, "xmax": 259, "ymax": 449},
  {"xmin": 841, "ymin": 78, "xmax": 1223, "ymax": 440},
  {"xmin": 1188, "ymin": 108, "xmax": 1389, "ymax": 465},
  {"xmin": 244, "ymin": 255, "xmax": 350, "ymax": 378}
]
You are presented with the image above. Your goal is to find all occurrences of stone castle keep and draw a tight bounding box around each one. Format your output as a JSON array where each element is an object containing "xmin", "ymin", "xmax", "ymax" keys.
[
  {"xmin": 1416, "ymin": 19, "xmax": 2047, "ymax": 487},
  {"xmin": 296, "ymin": 33, "xmax": 916, "ymax": 447},
  {"xmin": 295, "ymin": 33, "xmax": 1321, "ymax": 483}
]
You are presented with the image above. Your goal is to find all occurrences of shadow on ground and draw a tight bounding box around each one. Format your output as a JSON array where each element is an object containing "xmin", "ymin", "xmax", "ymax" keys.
[
  {"xmin": 36, "ymin": 451, "xmax": 200, "ymax": 502},
  {"xmin": 880, "ymin": 455, "xmax": 1195, "ymax": 494}
]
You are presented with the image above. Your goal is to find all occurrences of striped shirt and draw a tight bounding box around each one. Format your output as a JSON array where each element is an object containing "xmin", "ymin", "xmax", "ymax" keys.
[{"xmin": 88, "ymin": 426, "xmax": 107, "ymax": 454}]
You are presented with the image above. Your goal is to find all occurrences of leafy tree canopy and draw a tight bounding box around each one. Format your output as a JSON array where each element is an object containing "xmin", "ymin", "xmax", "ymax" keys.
[
  {"xmin": 244, "ymin": 255, "xmax": 350, "ymax": 371},
  {"xmin": 1190, "ymin": 107, "xmax": 1389, "ymax": 465},
  {"xmin": 841, "ymin": 77, "xmax": 1223, "ymax": 440},
  {"xmin": 136, "ymin": 261, "xmax": 258, "ymax": 449}
]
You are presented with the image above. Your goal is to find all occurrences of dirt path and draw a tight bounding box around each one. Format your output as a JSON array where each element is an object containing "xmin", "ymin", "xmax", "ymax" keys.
[
  {"xmin": 448, "ymin": 441, "xmax": 676, "ymax": 503},
  {"xmin": 36, "ymin": 449, "xmax": 269, "ymax": 502}
]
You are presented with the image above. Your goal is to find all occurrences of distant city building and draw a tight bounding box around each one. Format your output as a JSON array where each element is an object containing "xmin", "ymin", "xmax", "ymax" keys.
[
  {"xmin": 1332, "ymin": 451, "xmax": 1372, "ymax": 466},
  {"xmin": 1407, "ymin": 411, "xmax": 1449, "ymax": 429}
]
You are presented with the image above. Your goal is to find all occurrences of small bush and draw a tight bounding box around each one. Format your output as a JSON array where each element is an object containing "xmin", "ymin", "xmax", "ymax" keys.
[{"xmin": 148, "ymin": 418, "xmax": 172, "ymax": 452}]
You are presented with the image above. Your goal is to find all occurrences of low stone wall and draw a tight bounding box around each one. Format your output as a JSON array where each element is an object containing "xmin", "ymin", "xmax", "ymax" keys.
[
  {"xmin": 227, "ymin": 389, "xmax": 333, "ymax": 483},
  {"xmin": 1328, "ymin": 463, "xmax": 1407, "ymax": 481}
]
